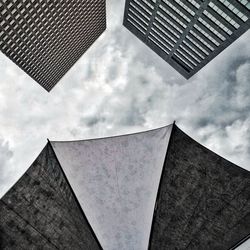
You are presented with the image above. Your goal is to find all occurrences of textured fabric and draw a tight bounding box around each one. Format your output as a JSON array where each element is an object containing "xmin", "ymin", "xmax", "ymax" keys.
[
  {"xmin": 52, "ymin": 125, "xmax": 172, "ymax": 250},
  {"xmin": 149, "ymin": 125, "xmax": 250, "ymax": 250},
  {"xmin": 0, "ymin": 144, "xmax": 102, "ymax": 250},
  {"xmin": 1, "ymin": 124, "xmax": 249, "ymax": 249}
]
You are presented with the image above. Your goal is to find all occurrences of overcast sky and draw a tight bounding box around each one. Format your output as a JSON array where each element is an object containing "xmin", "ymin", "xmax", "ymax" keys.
[{"xmin": 0, "ymin": 0, "xmax": 250, "ymax": 198}]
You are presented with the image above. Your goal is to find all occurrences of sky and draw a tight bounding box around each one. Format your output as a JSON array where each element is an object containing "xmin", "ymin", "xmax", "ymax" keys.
[{"xmin": 0, "ymin": 0, "xmax": 250, "ymax": 199}]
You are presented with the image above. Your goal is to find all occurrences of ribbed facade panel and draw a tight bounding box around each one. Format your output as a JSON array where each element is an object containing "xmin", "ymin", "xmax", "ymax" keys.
[{"xmin": 123, "ymin": 0, "xmax": 250, "ymax": 79}]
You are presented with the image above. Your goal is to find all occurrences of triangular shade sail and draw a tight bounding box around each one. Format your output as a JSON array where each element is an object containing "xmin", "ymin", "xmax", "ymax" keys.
[
  {"xmin": 0, "ymin": 144, "xmax": 102, "ymax": 249},
  {"xmin": 51, "ymin": 125, "xmax": 172, "ymax": 250},
  {"xmin": 149, "ymin": 125, "xmax": 250, "ymax": 250},
  {"xmin": 1, "ymin": 123, "xmax": 249, "ymax": 250}
]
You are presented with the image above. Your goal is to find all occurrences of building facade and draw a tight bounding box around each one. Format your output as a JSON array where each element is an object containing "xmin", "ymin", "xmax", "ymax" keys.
[
  {"xmin": 123, "ymin": 0, "xmax": 250, "ymax": 78},
  {"xmin": 0, "ymin": 0, "xmax": 106, "ymax": 91}
]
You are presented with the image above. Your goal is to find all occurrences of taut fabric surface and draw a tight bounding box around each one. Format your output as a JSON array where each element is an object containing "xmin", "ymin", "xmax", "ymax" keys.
[
  {"xmin": 52, "ymin": 125, "xmax": 172, "ymax": 250},
  {"xmin": 0, "ymin": 144, "xmax": 102, "ymax": 250},
  {"xmin": 149, "ymin": 125, "xmax": 250, "ymax": 250}
]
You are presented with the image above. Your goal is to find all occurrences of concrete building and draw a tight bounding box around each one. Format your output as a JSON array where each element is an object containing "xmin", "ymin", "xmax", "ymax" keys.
[
  {"xmin": 123, "ymin": 0, "xmax": 250, "ymax": 79},
  {"xmin": 0, "ymin": 0, "xmax": 106, "ymax": 91},
  {"xmin": 1, "ymin": 123, "xmax": 249, "ymax": 249}
]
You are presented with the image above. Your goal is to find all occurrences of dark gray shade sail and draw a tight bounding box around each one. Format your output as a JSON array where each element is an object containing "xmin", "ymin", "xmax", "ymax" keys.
[
  {"xmin": 0, "ymin": 143, "xmax": 102, "ymax": 250},
  {"xmin": 149, "ymin": 124, "xmax": 250, "ymax": 250},
  {"xmin": 0, "ymin": 0, "xmax": 106, "ymax": 91},
  {"xmin": 123, "ymin": 0, "xmax": 250, "ymax": 79}
]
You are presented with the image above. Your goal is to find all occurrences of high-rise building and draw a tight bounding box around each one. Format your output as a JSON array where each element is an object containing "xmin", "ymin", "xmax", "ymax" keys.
[
  {"xmin": 123, "ymin": 0, "xmax": 250, "ymax": 79},
  {"xmin": 0, "ymin": 0, "xmax": 106, "ymax": 91},
  {"xmin": 1, "ymin": 124, "xmax": 249, "ymax": 249}
]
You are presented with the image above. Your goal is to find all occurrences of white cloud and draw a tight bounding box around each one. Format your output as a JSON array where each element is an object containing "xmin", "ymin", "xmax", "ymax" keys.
[
  {"xmin": 0, "ymin": 0, "xmax": 249, "ymax": 197},
  {"xmin": 0, "ymin": 139, "xmax": 14, "ymax": 188}
]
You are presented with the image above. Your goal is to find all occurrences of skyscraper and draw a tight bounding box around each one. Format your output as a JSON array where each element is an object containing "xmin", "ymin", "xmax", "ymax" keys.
[
  {"xmin": 123, "ymin": 0, "xmax": 250, "ymax": 79},
  {"xmin": 1, "ymin": 124, "xmax": 249, "ymax": 249},
  {"xmin": 0, "ymin": 0, "xmax": 106, "ymax": 91}
]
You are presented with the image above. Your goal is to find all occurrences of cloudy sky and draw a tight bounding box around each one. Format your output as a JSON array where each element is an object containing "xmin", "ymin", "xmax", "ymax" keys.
[{"xmin": 0, "ymin": 0, "xmax": 250, "ymax": 198}]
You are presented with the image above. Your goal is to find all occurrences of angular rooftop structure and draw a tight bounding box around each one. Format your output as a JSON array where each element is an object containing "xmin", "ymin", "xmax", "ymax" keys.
[
  {"xmin": 0, "ymin": 0, "xmax": 106, "ymax": 91},
  {"xmin": 1, "ymin": 124, "xmax": 250, "ymax": 249},
  {"xmin": 123, "ymin": 0, "xmax": 250, "ymax": 79}
]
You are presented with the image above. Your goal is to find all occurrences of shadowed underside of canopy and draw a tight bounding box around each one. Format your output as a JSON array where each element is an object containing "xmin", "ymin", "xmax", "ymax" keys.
[
  {"xmin": 0, "ymin": 123, "xmax": 249, "ymax": 250},
  {"xmin": 149, "ymin": 125, "xmax": 250, "ymax": 250},
  {"xmin": 0, "ymin": 143, "xmax": 102, "ymax": 250}
]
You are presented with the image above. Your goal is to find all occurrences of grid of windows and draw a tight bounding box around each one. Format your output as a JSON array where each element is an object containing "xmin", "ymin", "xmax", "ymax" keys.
[
  {"xmin": 193, "ymin": 23, "xmax": 220, "ymax": 46},
  {"xmin": 159, "ymin": 4, "xmax": 187, "ymax": 29},
  {"xmin": 162, "ymin": 0, "xmax": 191, "ymax": 22},
  {"xmin": 156, "ymin": 11, "xmax": 183, "ymax": 34},
  {"xmin": 174, "ymin": 0, "xmax": 196, "ymax": 16},
  {"xmin": 203, "ymin": 9, "xmax": 233, "ymax": 35},
  {"xmin": 187, "ymin": 0, "xmax": 200, "ymax": 9},
  {"xmin": 124, "ymin": 0, "xmax": 250, "ymax": 79},
  {"xmin": 219, "ymin": 0, "xmax": 248, "ymax": 21},
  {"xmin": 238, "ymin": 0, "xmax": 250, "ymax": 10},
  {"xmin": 198, "ymin": 17, "xmax": 226, "ymax": 41},
  {"xmin": 208, "ymin": 2, "xmax": 240, "ymax": 29},
  {"xmin": 0, "ymin": 0, "xmax": 106, "ymax": 91}
]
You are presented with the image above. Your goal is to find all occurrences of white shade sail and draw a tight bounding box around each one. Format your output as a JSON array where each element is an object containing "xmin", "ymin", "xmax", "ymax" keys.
[{"xmin": 51, "ymin": 125, "xmax": 172, "ymax": 250}]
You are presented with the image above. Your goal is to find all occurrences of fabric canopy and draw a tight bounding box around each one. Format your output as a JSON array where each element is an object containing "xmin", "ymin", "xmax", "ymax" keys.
[
  {"xmin": 51, "ymin": 125, "xmax": 172, "ymax": 250},
  {"xmin": 1, "ymin": 123, "xmax": 249, "ymax": 250}
]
